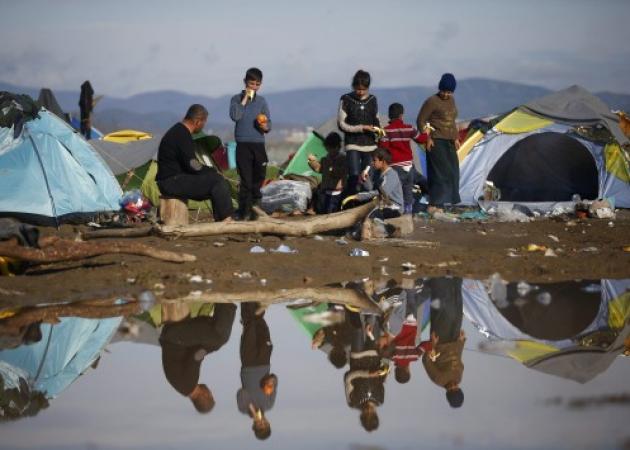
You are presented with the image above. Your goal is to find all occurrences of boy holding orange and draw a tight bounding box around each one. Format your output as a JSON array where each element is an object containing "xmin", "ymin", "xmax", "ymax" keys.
[{"xmin": 229, "ymin": 67, "xmax": 272, "ymax": 220}]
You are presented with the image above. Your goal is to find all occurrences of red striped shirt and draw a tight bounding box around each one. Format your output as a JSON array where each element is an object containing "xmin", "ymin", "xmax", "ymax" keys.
[{"xmin": 379, "ymin": 119, "xmax": 421, "ymax": 166}]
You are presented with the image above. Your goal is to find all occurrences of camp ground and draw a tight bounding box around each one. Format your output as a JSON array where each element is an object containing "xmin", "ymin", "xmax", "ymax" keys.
[
  {"xmin": 457, "ymin": 86, "xmax": 630, "ymax": 212},
  {"xmin": 462, "ymin": 278, "xmax": 630, "ymax": 383}
]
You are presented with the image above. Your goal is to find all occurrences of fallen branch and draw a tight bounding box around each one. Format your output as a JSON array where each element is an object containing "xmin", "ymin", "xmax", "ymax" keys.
[
  {"xmin": 0, "ymin": 238, "xmax": 196, "ymax": 264},
  {"xmin": 80, "ymin": 226, "xmax": 153, "ymax": 240},
  {"xmin": 171, "ymin": 286, "xmax": 381, "ymax": 313},
  {"xmin": 156, "ymin": 200, "xmax": 377, "ymax": 238}
]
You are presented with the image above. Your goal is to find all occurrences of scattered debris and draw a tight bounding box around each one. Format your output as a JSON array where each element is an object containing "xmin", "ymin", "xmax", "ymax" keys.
[
  {"xmin": 526, "ymin": 243, "xmax": 547, "ymax": 252},
  {"xmin": 401, "ymin": 262, "xmax": 417, "ymax": 270},
  {"xmin": 349, "ymin": 248, "xmax": 370, "ymax": 257},
  {"xmin": 377, "ymin": 256, "xmax": 389, "ymax": 262},
  {"xmin": 313, "ymin": 235, "xmax": 325, "ymax": 241},
  {"xmin": 335, "ymin": 238, "xmax": 348, "ymax": 246},
  {"xmin": 213, "ymin": 241, "xmax": 226, "ymax": 247},
  {"xmin": 260, "ymin": 278, "xmax": 267, "ymax": 286},
  {"xmin": 250, "ymin": 245, "xmax": 266, "ymax": 253},
  {"xmin": 579, "ymin": 247, "xmax": 599, "ymax": 253},
  {"xmin": 153, "ymin": 282, "xmax": 165, "ymax": 290},
  {"xmin": 234, "ymin": 271, "xmax": 253, "ymax": 279},
  {"xmin": 126, "ymin": 277, "xmax": 136, "ymax": 284},
  {"xmin": 189, "ymin": 275, "xmax": 203, "ymax": 283},
  {"xmin": 544, "ymin": 248, "xmax": 557, "ymax": 257},
  {"xmin": 548, "ymin": 234, "xmax": 560, "ymax": 243},
  {"xmin": 271, "ymin": 244, "xmax": 297, "ymax": 254}
]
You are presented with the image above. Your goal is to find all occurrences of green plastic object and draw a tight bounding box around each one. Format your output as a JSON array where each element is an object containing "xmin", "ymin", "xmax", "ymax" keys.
[{"xmin": 282, "ymin": 132, "xmax": 327, "ymax": 181}]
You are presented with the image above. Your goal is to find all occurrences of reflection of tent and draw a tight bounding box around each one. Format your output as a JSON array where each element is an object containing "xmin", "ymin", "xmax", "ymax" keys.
[
  {"xmin": 459, "ymin": 86, "xmax": 630, "ymax": 208},
  {"xmin": 463, "ymin": 278, "xmax": 630, "ymax": 382},
  {"xmin": 0, "ymin": 317, "xmax": 121, "ymax": 398},
  {"xmin": 0, "ymin": 96, "xmax": 122, "ymax": 225}
]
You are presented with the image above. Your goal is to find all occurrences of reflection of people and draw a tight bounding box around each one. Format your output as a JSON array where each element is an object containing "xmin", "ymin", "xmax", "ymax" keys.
[
  {"xmin": 421, "ymin": 277, "xmax": 465, "ymax": 408},
  {"xmin": 345, "ymin": 313, "xmax": 387, "ymax": 432},
  {"xmin": 156, "ymin": 104, "xmax": 234, "ymax": 222},
  {"xmin": 416, "ymin": 73, "xmax": 461, "ymax": 212},
  {"xmin": 159, "ymin": 303, "xmax": 236, "ymax": 413},
  {"xmin": 229, "ymin": 68, "xmax": 272, "ymax": 221},
  {"xmin": 311, "ymin": 305, "xmax": 357, "ymax": 369},
  {"xmin": 78, "ymin": 80, "xmax": 94, "ymax": 139},
  {"xmin": 237, "ymin": 302, "xmax": 277, "ymax": 440}
]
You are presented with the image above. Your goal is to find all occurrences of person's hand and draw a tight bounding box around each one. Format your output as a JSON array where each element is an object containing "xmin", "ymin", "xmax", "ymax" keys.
[
  {"xmin": 259, "ymin": 122, "xmax": 269, "ymax": 133},
  {"xmin": 455, "ymin": 139, "xmax": 461, "ymax": 150},
  {"xmin": 360, "ymin": 169, "xmax": 370, "ymax": 183},
  {"xmin": 307, "ymin": 153, "xmax": 317, "ymax": 162},
  {"xmin": 426, "ymin": 136, "xmax": 434, "ymax": 151},
  {"xmin": 362, "ymin": 125, "xmax": 374, "ymax": 133}
]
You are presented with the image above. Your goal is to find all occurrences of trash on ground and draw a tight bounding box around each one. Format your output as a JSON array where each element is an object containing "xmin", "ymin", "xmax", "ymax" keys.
[
  {"xmin": 526, "ymin": 243, "xmax": 547, "ymax": 252},
  {"xmin": 335, "ymin": 238, "xmax": 348, "ymax": 246},
  {"xmin": 349, "ymin": 248, "xmax": 370, "ymax": 257},
  {"xmin": 548, "ymin": 234, "xmax": 560, "ymax": 242},
  {"xmin": 234, "ymin": 271, "xmax": 253, "ymax": 279},
  {"xmin": 250, "ymin": 245, "xmax": 266, "ymax": 253},
  {"xmin": 271, "ymin": 244, "xmax": 297, "ymax": 253},
  {"xmin": 126, "ymin": 277, "xmax": 136, "ymax": 284},
  {"xmin": 189, "ymin": 275, "xmax": 203, "ymax": 283},
  {"xmin": 313, "ymin": 235, "xmax": 325, "ymax": 241},
  {"xmin": 588, "ymin": 198, "xmax": 615, "ymax": 219},
  {"xmin": 579, "ymin": 246, "xmax": 599, "ymax": 252},
  {"xmin": 213, "ymin": 241, "xmax": 226, "ymax": 247},
  {"xmin": 153, "ymin": 282, "xmax": 165, "ymax": 290},
  {"xmin": 377, "ymin": 256, "xmax": 389, "ymax": 262},
  {"xmin": 260, "ymin": 278, "xmax": 267, "ymax": 286},
  {"xmin": 544, "ymin": 248, "xmax": 557, "ymax": 257},
  {"xmin": 401, "ymin": 262, "xmax": 416, "ymax": 270}
]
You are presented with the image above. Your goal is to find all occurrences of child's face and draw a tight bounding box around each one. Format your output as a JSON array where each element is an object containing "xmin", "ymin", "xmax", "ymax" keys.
[
  {"xmin": 372, "ymin": 157, "xmax": 385, "ymax": 171},
  {"xmin": 353, "ymin": 85, "xmax": 369, "ymax": 97},
  {"xmin": 326, "ymin": 145, "xmax": 340, "ymax": 155},
  {"xmin": 245, "ymin": 79, "xmax": 262, "ymax": 92}
]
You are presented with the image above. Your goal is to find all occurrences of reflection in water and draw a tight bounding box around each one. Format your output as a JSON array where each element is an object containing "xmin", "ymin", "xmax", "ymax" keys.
[
  {"xmin": 464, "ymin": 278, "xmax": 630, "ymax": 383},
  {"xmin": 0, "ymin": 316, "xmax": 121, "ymax": 421},
  {"xmin": 0, "ymin": 277, "xmax": 628, "ymax": 445},
  {"xmin": 159, "ymin": 303, "xmax": 236, "ymax": 413}
]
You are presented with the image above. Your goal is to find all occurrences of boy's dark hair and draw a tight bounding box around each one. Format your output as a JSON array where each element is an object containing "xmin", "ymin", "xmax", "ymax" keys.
[
  {"xmin": 328, "ymin": 345, "xmax": 347, "ymax": 369},
  {"xmin": 373, "ymin": 147, "xmax": 392, "ymax": 164},
  {"xmin": 253, "ymin": 418, "xmax": 271, "ymax": 440},
  {"xmin": 245, "ymin": 67, "xmax": 263, "ymax": 83},
  {"xmin": 446, "ymin": 388, "xmax": 464, "ymax": 408},
  {"xmin": 184, "ymin": 104, "xmax": 208, "ymax": 121},
  {"xmin": 395, "ymin": 366, "xmax": 411, "ymax": 384},
  {"xmin": 388, "ymin": 103, "xmax": 404, "ymax": 120},
  {"xmin": 360, "ymin": 407, "xmax": 379, "ymax": 432},
  {"xmin": 352, "ymin": 70, "xmax": 371, "ymax": 89},
  {"xmin": 324, "ymin": 132, "xmax": 342, "ymax": 151}
]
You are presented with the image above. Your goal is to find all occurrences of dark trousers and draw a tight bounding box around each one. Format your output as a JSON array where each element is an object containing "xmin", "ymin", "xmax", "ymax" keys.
[
  {"xmin": 315, "ymin": 190, "xmax": 342, "ymax": 214},
  {"xmin": 393, "ymin": 166, "xmax": 414, "ymax": 214},
  {"xmin": 236, "ymin": 142, "xmax": 268, "ymax": 215},
  {"xmin": 80, "ymin": 112, "xmax": 91, "ymax": 140},
  {"xmin": 427, "ymin": 139, "xmax": 461, "ymax": 206},
  {"xmin": 157, "ymin": 169, "xmax": 234, "ymax": 221},
  {"xmin": 345, "ymin": 149, "xmax": 374, "ymax": 196},
  {"xmin": 428, "ymin": 277, "xmax": 463, "ymax": 343}
]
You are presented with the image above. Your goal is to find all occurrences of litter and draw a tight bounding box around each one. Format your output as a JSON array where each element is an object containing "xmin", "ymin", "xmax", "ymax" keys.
[
  {"xmin": 271, "ymin": 244, "xmax": 297, "ymax": 254},
  {"xmin": 126, "ymin": 278, "xmax": 136, "ymax": 284},
  {"xmin": 250, "ymin": 245, "xmax": 266, "ymax": 254},
  {"xmin": 260, "ymin": 278, "xmax": 267, "ymax": 286},
  {"xmin": 213, "ymin": 241, "xmax": 226, "ymax": 247},
  {"xmin": 260, "ymin": 180, "xmax": 312, "ymax": 214},
  {"xmin": 349, "ymin": 248, "xmax": 370, "ymax": 257},
  {"xmin": 401, "ymin": 262, "xmax": 416, "ymax": 270},
  {"xmin": 189, "ymin": 275, "xmax": 203, "ymax": 283},
  {"xmin": 378, "ymin": 256, "xmax": 389, "ymax": 262},
  {"xmin": 579, "ymin": 247, "xmax": 599, "ymax": 252},
  {"xmin": 548, "ymin": 234, "xmax": 560, "ymax": 243},
  {"xmin": 313, "ymin": 235, "xmax": 325, "ymax": 241},
  {"xmin": 588, "ymin": 198, "xmax": 615, "ymax": 219},
  {"xmin": 335, "ymin": 238, "xmax": 348, "ymax": 246},
  {"xmin": 153, "ymin": 282, "xmax": 165, "ymax": 290},
  {"xmin": 544, "ymin": 248, "xmax": 557, "ymax": 257},
  {"xmin": 526, "ymin": 244, "xmax": 547, "ymax": 252},
  {"xmin": 234, "ymin": 271, "xmax": 253, "ymax": 279}
]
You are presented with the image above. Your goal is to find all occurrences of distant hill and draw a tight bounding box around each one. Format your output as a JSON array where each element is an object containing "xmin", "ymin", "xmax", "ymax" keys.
[{"xmin": 2, "ymin": 79, "xmax": 630, "ymax": 134}]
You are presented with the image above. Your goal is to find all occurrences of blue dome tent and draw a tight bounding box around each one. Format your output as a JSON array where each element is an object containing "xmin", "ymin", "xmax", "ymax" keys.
[{"xmin": 0, "ymin": 92, "xmax": 122, "ymax": 226}]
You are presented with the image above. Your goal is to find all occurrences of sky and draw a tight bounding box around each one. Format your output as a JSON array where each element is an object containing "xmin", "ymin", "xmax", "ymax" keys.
[{"xmin": 1, "ymin": 0, "xmax": 629, "ymax": 98}]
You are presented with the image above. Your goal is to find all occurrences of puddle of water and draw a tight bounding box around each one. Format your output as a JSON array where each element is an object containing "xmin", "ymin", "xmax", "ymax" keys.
[{"xmin": 1, "ymin": 277, "xmax": 628, "ymax": 450}]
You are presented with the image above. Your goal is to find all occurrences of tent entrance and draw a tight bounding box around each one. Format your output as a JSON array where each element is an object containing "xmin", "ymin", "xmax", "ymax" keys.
[{"xmin": 487, "ymin": 132, "xmax": 598, "ymax": 202}]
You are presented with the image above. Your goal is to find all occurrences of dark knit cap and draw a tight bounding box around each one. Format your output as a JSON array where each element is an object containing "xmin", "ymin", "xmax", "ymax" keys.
[
  {"xmin": 446, "ymin": 388, "xmax": 464, "ymax": 408},
  {"xmin": 438, "ymin": 73, "xmax": 457, "ymax": 92}
]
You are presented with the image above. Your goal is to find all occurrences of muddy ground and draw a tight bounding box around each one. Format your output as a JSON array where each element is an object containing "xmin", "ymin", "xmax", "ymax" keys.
[{"xmin": 1, "ymin": 211, "xmax": 629, "ymax": 308}]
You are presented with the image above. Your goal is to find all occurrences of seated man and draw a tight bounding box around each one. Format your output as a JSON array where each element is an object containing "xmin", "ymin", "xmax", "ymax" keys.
[{"xmin": 156, "ymin": 104, "xmax": 233, "ymax": 222}]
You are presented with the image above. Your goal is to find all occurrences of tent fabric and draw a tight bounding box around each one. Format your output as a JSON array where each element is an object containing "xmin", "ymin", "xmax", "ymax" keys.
[
  {"xmin": 0, "ymin": 109, "xmax": 123, "ymax": 225},
  {"xmin": 102, "ymin": 130, "xmax": 152, "ymax": 143},
  {"xmin": 91, "ymin": 134, "xmax": 160, "ymax": 175},
  {"xmin": 521, "ymin": 85, "xmax": 629, "ymax": 146},
  {"xmin": 36, "ymin": 89, "xmax": 68, "ymax": 123},
  {"xmin": 69, "ymin": 116, "xmax": 103, "ymax": 140},
  {"xmin": 0, "ymin": 316, "xmax": 121, "ymax": 398},
  {"xmin": 494, "ymin": 110, "xmax": 552, "ymax": 134}
]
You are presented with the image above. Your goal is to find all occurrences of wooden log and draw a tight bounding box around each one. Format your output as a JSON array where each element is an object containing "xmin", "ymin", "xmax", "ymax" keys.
[
  {"xmin": 0, "ymin": 238, "xmax": 196, "ymax": 264},
  {"xmin": 80, "ymin": 226, "xmax": 153, "ymax": 240},
  {"xmin": 157, "ymin": 199, "xmax": 377, "ymax": 238},
  {"xmin": 160, "ymin": 197, "xmax": 189, "ymax": 226}
]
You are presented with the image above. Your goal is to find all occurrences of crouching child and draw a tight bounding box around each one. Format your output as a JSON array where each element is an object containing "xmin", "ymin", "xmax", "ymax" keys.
[{"xmin": 307, "ymin": 132, "xmax": 347, "ymax": 214}]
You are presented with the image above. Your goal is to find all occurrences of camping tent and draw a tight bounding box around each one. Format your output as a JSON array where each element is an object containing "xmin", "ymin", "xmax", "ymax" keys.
[
  {"xmin": 463, "ymin": 278, "xmax": 630, "ymax": 382},
  {"xmin": 0, "ymin": 93, "xmax": 122, "ymax": 225},
  {"xmin": 458, "ymin": 86, "xmax": 630, "ymax": 209},
  {"xmin": 90, "ymin": 132, "xmax": 160, "ymax": 175}
]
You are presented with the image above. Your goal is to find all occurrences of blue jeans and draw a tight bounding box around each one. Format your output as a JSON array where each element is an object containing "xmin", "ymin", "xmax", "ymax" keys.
[{"xmin": 345, "ymin": 149, "xmax": 374, "ymax": 196}]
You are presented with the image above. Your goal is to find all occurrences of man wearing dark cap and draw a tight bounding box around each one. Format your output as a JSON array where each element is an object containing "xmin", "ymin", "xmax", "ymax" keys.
[
  {"xmin": 416, "ymin": 73, "xmax": 461, "ymax": 213},
  {"xmin": 421, "ymin": 277, "xmax": 465, "ymax": 408}
]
